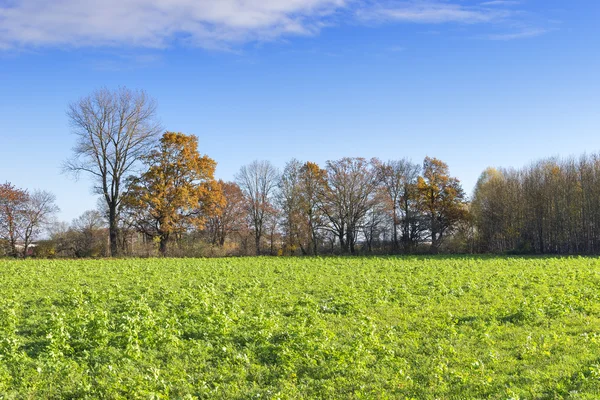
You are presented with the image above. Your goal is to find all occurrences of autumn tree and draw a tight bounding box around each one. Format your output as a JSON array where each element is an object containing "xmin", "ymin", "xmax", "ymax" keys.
[
  {"xmin": 123, "ymin": 132, "xmax": 223, "ymax": 256},
  {"xmin": 471, "ymin": 167, "xmax": 524, "ymax": 253},
  {"xmin": 278, "ymin": 159, "xmax": 308, "ymax": 254},
  {"xmin": 418, "ymin": 157, "xmax": 468, "ymax": 253},
  {"xmin": 65, "ymin": 87, "xmax": 162, "ymax": 256},
  {"xmin": 235, "ymin": 160, "xmax": 279, "ymax": 255},
  {"xmin": 299, "ymin": 161, "xmax": 328, "ymax": 255},
  {"xmin": 472, "ymin": 155, "xmax": 600, "ymax": 255},
  {"xmin": 278, "ymin": 159, "xmax": 331, "ymax": 255},
  {"xmin": 472, "ymin": 168, "xmax": 506, "ymax": 252},
  {"xmin": 205, "ymin": 181, "xmax": 247, "ymax": 247},
  {"xmin": 0, "ymin": 182, "xmax": 29, "ymax": 257}
]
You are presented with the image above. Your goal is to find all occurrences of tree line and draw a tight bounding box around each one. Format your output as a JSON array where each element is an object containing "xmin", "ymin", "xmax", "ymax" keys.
[
  {"xmin": 471, "ymin": 155, "xmax": 600, "ymax": 254},
  {"xmin": 1, "ymin": 87, "xmax": 597, "ymax": 257}
]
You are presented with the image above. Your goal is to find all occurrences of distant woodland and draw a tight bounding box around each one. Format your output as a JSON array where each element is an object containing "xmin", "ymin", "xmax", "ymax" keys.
[{"xmin": 2, "ymin": 87, "xmax": 599, "ymax": 258}]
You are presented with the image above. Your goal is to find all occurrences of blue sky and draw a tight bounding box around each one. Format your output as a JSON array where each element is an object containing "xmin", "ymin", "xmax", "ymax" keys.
[{"xmin": 1, "ymin": 0, "xmax": 599, "ymax": 222}]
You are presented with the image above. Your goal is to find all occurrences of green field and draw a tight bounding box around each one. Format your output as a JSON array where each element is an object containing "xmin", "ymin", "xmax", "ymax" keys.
[{"xmin": 1, "ymin": 257, "xmax": 600, "ymax": 399}]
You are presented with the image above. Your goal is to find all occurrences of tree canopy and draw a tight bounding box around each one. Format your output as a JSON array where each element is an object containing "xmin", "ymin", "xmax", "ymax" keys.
[{"xmin": 122, "ymin": 132, "xmax": 224, "ymax": 256}]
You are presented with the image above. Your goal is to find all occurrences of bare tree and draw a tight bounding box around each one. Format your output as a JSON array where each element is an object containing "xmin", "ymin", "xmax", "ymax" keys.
[
  {"xmin": 361, "ymin": 189, "xmax": 389, "ymax": 253},
  {"xmin": 71, "ymin": 210, "xmax": 108, "ymax": 257},
  {"xmin": 19, "ymin": 190, "xmax": 59, "ymax": 257},
  {"xmin": 320, "ymin": 157, "xmax": 380, "ymax": 254},
  {"xmin": 235, "ymin": 161, "xmax": 279, "ymax": 255},
  {"xmin": 64, "ymin": 87, "xmax": 162, "ymax": 256},
  {"xmin": 375, "ymin": 159, "xmax": 422, "ymax": 252}
]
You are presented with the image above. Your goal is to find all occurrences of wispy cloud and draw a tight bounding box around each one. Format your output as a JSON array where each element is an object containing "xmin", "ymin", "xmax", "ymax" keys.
[
  {"xmin": 357, "ymin": 1, "xmax": 550, "ymax": 41},
  {"xmin": 480, "ymin": 1, "xmax": 520, "ymax": 6},
  {"xmin": 0, "ymin": 0, "xmax": 550, "ymax": 50},
  {"xmin": 486, "ymin": 28, "xmax": 549, "ymax": 40},
  {"xmin": 357, "ymin": 2, "xmax": 511, "ymax": 24}
]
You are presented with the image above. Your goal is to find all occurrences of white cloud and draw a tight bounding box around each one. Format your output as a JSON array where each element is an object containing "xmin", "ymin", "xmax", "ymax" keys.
[
  {"xmin": 0, "ymin": 0, "xmax": 549, "ymax": 50},
  {"xmin": 0, "ymin": 0, "xmax": 346, "ymax": 49}
]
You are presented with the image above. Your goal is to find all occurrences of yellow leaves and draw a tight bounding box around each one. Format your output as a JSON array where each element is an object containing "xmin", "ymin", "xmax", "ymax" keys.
[
  {"xmin": 122, "ymin": 132, "xmax": 223, "ymax": 238},
  {"xmin": 418, "ymin": 157, "xmax": 467, "ymax": 226}
]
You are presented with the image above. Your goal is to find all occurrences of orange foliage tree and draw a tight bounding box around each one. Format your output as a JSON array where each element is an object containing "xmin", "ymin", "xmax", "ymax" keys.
[
  {"xmin": 123, "ymin": 132, "xmax": 224, "ymax": 256},
  {"xmin": 0, "ymin": 182, "xmax": 29, "ymax": 257},
  {"xmin": 205, "ymin": 180, "xmax": 247, "ymax": 247},
  {"xmin": 418, "ymin": 157, "xmax": 467, "ymax": 253}
]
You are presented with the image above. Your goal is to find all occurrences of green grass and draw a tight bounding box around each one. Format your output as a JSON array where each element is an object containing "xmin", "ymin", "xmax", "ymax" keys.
[{"xmin": 1, "ymin": 256, "xmax": 600, "ymax": 399}]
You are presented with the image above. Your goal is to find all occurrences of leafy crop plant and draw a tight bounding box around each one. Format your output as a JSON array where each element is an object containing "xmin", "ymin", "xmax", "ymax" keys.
[{"xmin": 1, "ymin": 256, "xmax": 600, "ymax": 398}]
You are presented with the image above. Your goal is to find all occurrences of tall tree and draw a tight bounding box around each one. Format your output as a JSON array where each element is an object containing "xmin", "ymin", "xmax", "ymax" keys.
[
  {"xmin": 235, "ymin": 160, "xmax": 279, "ymax": 255},
  {"xmin": 471, "ymin": 167, "xmax": 523, "ymax": 253},
  {"xmin": 65, "ymin": 87, "xmax": 162, "ymax": 256},
  {"xmin": 361, "ymin": 189, "xmax": 389, "ymax": 253},
  {"xmin": 122, "ymin": 132, "xmax": 223, "ymax": 256},
  {"xmin": 320, "ymin": 157, "xmax": 380, "ymax": 254},
  {"xmin": 299, "ymin": 161, "xmax": 328, "ymax": 255},
  {"xmin": 278, "ymin": 159, "xmax": 307, "ymax": 254},
  {"xmin": 0, "ymin": 182, "xmax": 29, "ymax": 257},
  {"xmin": 418, "ymin": 157, "xmax": 468, "ymax": 253},
  {"xmin": 376, "ymin": 159, "xmax": 422, "ymax": 252}
]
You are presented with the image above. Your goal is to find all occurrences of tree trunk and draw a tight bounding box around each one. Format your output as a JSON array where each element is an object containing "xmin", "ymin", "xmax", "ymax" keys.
[
  {"xmin": 9, "ymin": 237, "xmax": 17, "ymax": 258},
  {"xmin": 339, "ymin": 232, "xmax": 347, "ymax": 253},
  {"xmin": 308, "ymin": 217, "xmax": 318, "ymax": 255},
  {"xmin": 22, "ymin": 240, "xmax": 29, "ymax": 259},
  {"xmin": 109, "ymin": 204, "xmax": 119, "ymax": 257},
  {"xmin": 392, "ymin": 208, "xmax": 399, "ymax": 252},
  {"xmin": 430, "ymin": 216, "xmax": 438, "ymax": 254},
  {"xmin": 159, "ymin": 235, "xmax": 168, "ymax": 256},
  {"xmin": 8, "ymin": 217, "xmax": 18, "ymax": 257},
  {"xmin": 299, "ymin": 242, "xmax": 307, "ymax": 256},
  {"xmin": 348, "ymin": 228, "xmax": 356, "ymax": 254},
  {"xmin": 255, "ymin": 231, "xmax": 261, "ymax": 256}
]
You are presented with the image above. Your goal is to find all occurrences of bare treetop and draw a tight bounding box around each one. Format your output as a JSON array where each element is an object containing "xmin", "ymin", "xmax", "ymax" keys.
[
  {"xmin": 64, "ymin": 87, "xmax": 162, "ymax": 256},
  {"xmin": 65, "ymin": 87, "xmax": 162, "ymax": 188},
  {"xmin": 235, "ymin": 160, "xmax": 280, "ymax": 255}
]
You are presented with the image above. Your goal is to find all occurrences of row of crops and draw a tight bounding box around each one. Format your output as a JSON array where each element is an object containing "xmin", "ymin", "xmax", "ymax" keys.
[{"xmin": 1, "ymin": 256, "xmax": 600, "ymax": 398}]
